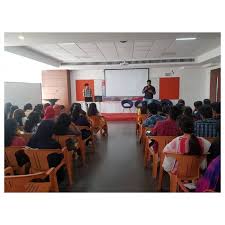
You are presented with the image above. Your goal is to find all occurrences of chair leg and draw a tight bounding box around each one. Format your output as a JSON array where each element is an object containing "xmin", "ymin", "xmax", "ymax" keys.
[
  {"xmin": 157, "ymin": 164, "xmax": 164, "ymax": 191},
  {"xmin": 152, "ymin": 153, "xmax": 158, "ymax": 178},
  {"xmin": 169, "ymin": 174, "xmax": 178, "ymax": 192},
  {"xmin": 144, "ymin": 144, "xmax": 149, "ymax": 168}
]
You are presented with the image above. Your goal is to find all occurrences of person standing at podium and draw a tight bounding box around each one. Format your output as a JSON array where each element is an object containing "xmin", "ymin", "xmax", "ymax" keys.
[
  {"xmin": 142, "ymin": 79, "xmax": 156, "ymax": 105},
  {"xmin": 83, "ymin": 83, "xmax": 93, "ymax": 111}
]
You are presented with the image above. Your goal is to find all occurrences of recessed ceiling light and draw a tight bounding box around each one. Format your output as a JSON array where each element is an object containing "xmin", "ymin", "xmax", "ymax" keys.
[
  {"xmin": 176, "ymin": 37, "xmax": 197, "ymax": 41},
  {"xmin": 18, "ymin": 35, "xmax": 25, "ymax": 40}
]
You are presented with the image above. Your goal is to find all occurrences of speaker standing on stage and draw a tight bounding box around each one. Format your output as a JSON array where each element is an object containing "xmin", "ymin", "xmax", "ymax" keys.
[
  {"xmin": 83, "ymin": 83, "xmax": 93, "ymax": 110},
  {"xmin": 142, "ymin": 80, "xmax": 156, "ymax": 105}
]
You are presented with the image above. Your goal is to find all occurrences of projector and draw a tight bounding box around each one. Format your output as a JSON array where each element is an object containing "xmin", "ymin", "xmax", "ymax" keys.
[{"xmin": 120, "ymin": 61, "xmax": 129, "ymax": 66}]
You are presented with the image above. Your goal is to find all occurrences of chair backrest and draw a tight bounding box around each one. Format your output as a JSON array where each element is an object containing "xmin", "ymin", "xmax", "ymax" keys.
[
  {"xmin": 121, "ymin": 99, "xmax": 133, "ymax": 107},
  {"xmin": 135, "ymin": 100, "xmax": 143, "ymax": 108},
  {"xmin": 24, "ymin": 147, "xmax": 65, "ymax": 172},
  {"xmin": 149, "ymin": 136, "xmax": 176, "ymax": 154},
  {"xmin": 88, "ymin": 116, "xmax": 104, "ymax": 128},
  {"xmin": 18, "ymin": 132, "xmax": 32, "ymax": 145},
  {"xmin": 53, "ymin": 135, "xmax": 77, "ymax": 148},
  {"xmin": 138, "ymin": 114, "xmax": 148, "ymax": 123},
  {"xmin": 5, "ymin": 146, "xmax": 26, "ymax": 171},
  {"xmin": 5, "ymin": 168, "xmax": 54, "ymax": 192},
  {"xmin": 205, "ymin": 137, "xmax": 217, "ymax": 143},
  {"xmin": 165, "ymin": 153, "xmax": 205, "ymax": 180}
]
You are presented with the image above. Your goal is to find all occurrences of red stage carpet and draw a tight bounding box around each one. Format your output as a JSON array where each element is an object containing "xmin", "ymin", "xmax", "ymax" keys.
[{"xmin": 101, "ymin": 113, "xmax": 136, "ymax": 121}]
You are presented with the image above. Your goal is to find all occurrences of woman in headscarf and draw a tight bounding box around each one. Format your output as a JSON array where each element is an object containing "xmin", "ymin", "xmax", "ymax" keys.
[{"xmin": 43, "ymin": 105, "xmax": 55, "ymax": 120}]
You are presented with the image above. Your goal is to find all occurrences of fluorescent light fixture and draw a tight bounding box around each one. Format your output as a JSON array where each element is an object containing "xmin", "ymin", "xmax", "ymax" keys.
[
  {"xmin": 18, "ymin": 35, "xmax": 25, "ymax": 40},
  {"xmin": 176, "ymin": 37, "xmax": 197, "ymax": 41}
]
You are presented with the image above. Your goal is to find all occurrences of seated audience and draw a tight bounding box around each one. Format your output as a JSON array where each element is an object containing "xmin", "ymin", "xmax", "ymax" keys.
[
  {"xmin": 53, "ymin": 104, "xmax": 63, "ymax": 118},
  {"xmin": 5, "ymin": 102, "xmax": 12, "ymax": 120},
  {"xmin": 5, "ymin": 119, "xmax": 26, "ymax": 147},
  {"xmin": 60, "ymin": 105, "xmax": 66, "ymax": 113},
  {"xmin": 177, "ymin": 99, "xmax": 185, "ymax": 106},
  {"xmin": 194, "ymin": 105, "xmax": 218, "ymax": 137},
  {"xmin": 193, "ymin": 101, "xmax": 203, "ymax": 120},
  {"xmin": 196, "ymin": 156, "xmax": 220, "ymax": 192},
  {"xmin": 54, "ymin": 113, "xmax": 81, "ymax": 136},
  {"xmin": 28, "ymin": 120, "xmax": 61, "ymax": 149},
  {"xmin": 9, "ymin": 105, "xmax": 19, "ymax": 119},
  {"xmin": 43, "ymin": 105, "xmax": 55, "ymax": 120},
  {"xmin": 23, "ymin": 103, "xmax": 33, "ymax": 117},
  {"xmin": 159, "ymin": 105, "xmax": 171, "ymax": 117},
  {"xmin": 43, "ymin": 103, "xmax": 51, "ymax": 111},
  {"xmin": 203, "ymin": 99, "xmax": 211, "ymax": 105},
  {"xmin": 143, "ymin": 102, "xmax": 165, "ymax": 128},
  {"xmin": 151, "ymin": 105, "xmax": 182, "ymax": 136},
  {"xmin": 13, "ymin": 109, "xmax": 27, "ymax": 127},
  {"xmin": 211, "ymin": 102, "xmax": 220, "ymax": 135},
  {"xmin": 27, "ymin": 120, "xmax": 64, "ymax": 181},
  {"xmin": 162, "ymin": 116, "xmax": 210, "ymax": 173},
  {"xmin": 71, "ymin": 106, "xmax": 91, "ymax": 141},
  {"xmin": 34, "ymin": 104, "xmax": 44, "ymax": 119},
  {"xmin": 207, "ymin": 137, "xmax": 220, "ymax": 165},
  {"xmin": 140, "ymin": 101, "xmax": 148, "ymax": 114},
  {"xmin": 24, "ymin": 111, "xmax": 41, "ymax": 133},
  {"xmin": 183, "ymin": 106, "xmax": 193, "ymax": 119},
  {"xmin": 87, "ymin": 103, "xmax": 108, "ymax": 135}
]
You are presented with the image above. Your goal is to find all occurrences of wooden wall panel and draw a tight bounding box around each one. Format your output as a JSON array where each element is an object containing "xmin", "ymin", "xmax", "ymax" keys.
[
  {"xmin": 42, "ymin": 70, "xmax": 71, "ymax": 109},
  {"xmin": 210, "ymin": 68, "xmax": 221, "ymax": 102}
]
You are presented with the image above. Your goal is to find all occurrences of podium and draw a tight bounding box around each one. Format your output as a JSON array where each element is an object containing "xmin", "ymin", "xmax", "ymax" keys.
[{"xmin": 43, "ymin": 98, "xmax": 59, "ymax": 105}]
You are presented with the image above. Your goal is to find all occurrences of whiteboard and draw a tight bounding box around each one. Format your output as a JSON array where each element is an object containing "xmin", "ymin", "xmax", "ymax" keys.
[
  {"xmin": 94, "ymin": 79, "xmax": 103, "ymax": 96},
  {"xmin": 4, "ymin": 82, "xmax": 42, "ymax": 109},
  {"xmin": 105, "ymin": 69, "xmax": 148, "ymax": 96}
]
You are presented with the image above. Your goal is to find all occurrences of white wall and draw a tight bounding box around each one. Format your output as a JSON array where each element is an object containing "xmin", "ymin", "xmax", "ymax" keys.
[
  {"xmin": 150, "ymin": 67, "xmax": 210, "ymax": 107},
  {"xmin": 70, "ymin": 66, "xmax": 212, "ymax": 111}
]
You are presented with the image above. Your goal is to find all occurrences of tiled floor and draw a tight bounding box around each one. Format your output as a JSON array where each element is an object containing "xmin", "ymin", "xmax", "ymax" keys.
[{"xmin": 60, "ymin": 121, "xmax": 168, "ymax": 192}]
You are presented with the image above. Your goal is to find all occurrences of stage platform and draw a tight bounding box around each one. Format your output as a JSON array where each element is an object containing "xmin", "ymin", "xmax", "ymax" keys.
[{"xmin": 101, "ymin": 113, "xmax": 136, "ymax": 121}]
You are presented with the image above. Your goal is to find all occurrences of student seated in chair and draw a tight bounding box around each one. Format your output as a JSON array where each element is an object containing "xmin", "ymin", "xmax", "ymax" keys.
[
  {"xmin": 5, "ymin": 119, "xmax": 26, "ymax": 147},
  {"xmin": 24, "ymin": 111, "xmax": 41, "ymax": 133},
  {"xmin": 193, "ymin": 101, "xmax": 203, "ymax": 121},
  {"xmin": 211, "ymin": 102, "xmax": 220, "ymax": 136},
  {"xmin": 53, "ymin": 113, "xmax": 81, "ymax": 136},
  {"xmin": 13, "ymin": 109, "xmax": 27, "ymax": 128},
  {"xmin": 151, "ymin": 105, "xmax": 182, "ymax": 136},
  {"xmin": 162, "ymin": 116, "xmax": 210, "ymax": 173},
  {"xmin": 143, "ymin": 102, "xmax": 165, "ymax": 128},
  {"xmin": 71, "ymin": 105, "xmax": 92, "ymax": 143},
  {"xmin": 87, "ymin": 103, "xmax": 108, "ymax": 135},
  {"xmin": 27, "ymin": 120, "xmax": 65, "ymax": 182},
  {"xmin": 196, "ymin": 156, "xmax": 220, "ymax": 192},
  {"xmin": 194, "ymin": 104, "xmax": 218, "ymax": 137},
  {"xmin": 23, "ymin": 103, "xmax": 33, "ymax": 117}
]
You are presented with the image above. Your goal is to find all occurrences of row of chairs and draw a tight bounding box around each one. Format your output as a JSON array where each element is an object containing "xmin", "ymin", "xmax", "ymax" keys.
[
  {"xmin": 5, "ymin": 116, "xmax": 108, "ymax": 192},
  {"xmin": 136, "ymin": 113, "xmax": 216, "ymax": 192}
]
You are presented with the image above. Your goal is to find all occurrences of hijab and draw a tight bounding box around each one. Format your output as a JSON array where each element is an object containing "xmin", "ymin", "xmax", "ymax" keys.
[{"xmin": 44, "ymin": 106, "xmax": 55, "ymax": 120}]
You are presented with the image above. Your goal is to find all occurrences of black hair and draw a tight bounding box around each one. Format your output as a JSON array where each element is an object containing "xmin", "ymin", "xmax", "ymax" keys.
[
  {"xmin": 211, "ymin": 102, "xmax": 220, "ymax": 114},
  {"xmin": 5, "ymin": 102, "xmax": 12, "ymax": 120},
  {"xmin": 176, "ymin": 103, "xmax": 185, "ymax": 112},
  {"xmin": 147, "ymin": 80, "xmax": 151, "ymax": 83},
  {"xmin": 43, "ymin": 103, "xmax": 50, "ymax": 110},
  {"xmin": 87, "ymin": 103, "xmax": 99, "ymax": 116},
  {"xmin": 183, "ymin": 106, "xmax": 193, "ymax": 118},
  {"xmin": 140, "ymin": 101, "xmax": 147, "ymax": 114},
  {"xmin": 71, "ymin": 105, "xmax": 81, "ymax": 122},
  {"xmin": 148, "ymin": 102, "xmax": 158, "ymax": 115},
  {"xmin": 194, "ymin": 101, "xmax": 203, "ymax": 110},
  {"xmin": 169, "ymin": 106, "xmax": 182, "ymax": 120},
  {"xmin": 5, "ymin": 119, "xmax": 18, "ymax": 147},
  {"xmin": 24, "ymin": 111, "xmax": 41, "ymax": 132},
  {"xmin": 23, "ymin": 103, "xmax": 33, "ymax": 111},
  {"xmin": 179, "ymin": 116, "xmax": 202, "ymax": 155},
  {"xmin": 60, "ymin": 105, "xmax": 65, "ymax": 110},
  {"xmin": 199, "ymin": 105, "xmax": 213, "ymax": 119},
  {"xmin": 13, "ymin": 109, "xmax": 26, "ymax": 126},
  {"xmin": 203, "ymin": 99, "xmax": 211, "ymax": 105},
  {"xmin": 84, "ymin": 83, "xmax": 89, "ymax": 86},
  {"xmin": 54, "ymin": 113, "xmax": 71, "ymax": 135},
  {"xmin": 9, "ymin": 105, "xmax": 19, "ymax": 119},
  {"xmin": 178, "ymin": 99, "xmax": 185, "ymax": 106}
]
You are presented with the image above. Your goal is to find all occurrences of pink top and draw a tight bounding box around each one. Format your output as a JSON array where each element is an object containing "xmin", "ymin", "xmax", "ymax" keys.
[{"xmin": 10, "ymin": 136, "xmax": 26, "ymax": 146}]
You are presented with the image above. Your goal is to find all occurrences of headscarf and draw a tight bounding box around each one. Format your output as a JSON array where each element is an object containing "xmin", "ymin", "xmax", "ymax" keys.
[
  {"xmin": 53, "ymin": 104, "xmax": 62, "ymax": 117},
  {"xmin": 43, "ymin": 106, "xmax": 55, "ymax": 120}
]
